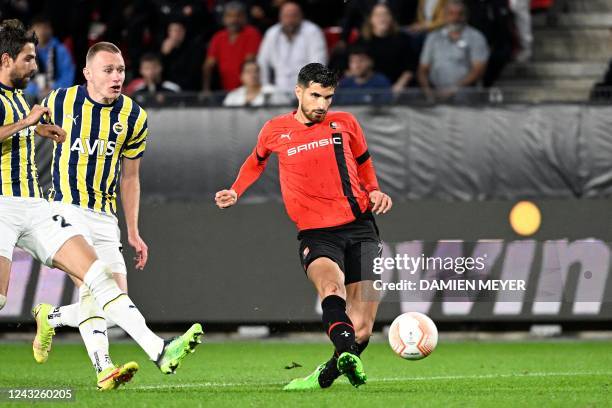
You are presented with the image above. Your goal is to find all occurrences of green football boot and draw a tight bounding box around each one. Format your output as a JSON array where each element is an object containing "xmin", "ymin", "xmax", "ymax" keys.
[
  {"xmin": 337, "ymin": 352, "xmax": 367, "ymax": 388},
  {"xmin": 156, "ymin": 323, "xmax": 204, "ymax": 374},
  {"xmin": 97, "ymin": 361, "xmax": 139, "ymax": 391},
  {"xmin": 32, "ymin": 303, "xmax": 56, "ymax": 364},
  {"xmin": 283, "ymin": 363, "xmax": 326, "ymax": 391}
]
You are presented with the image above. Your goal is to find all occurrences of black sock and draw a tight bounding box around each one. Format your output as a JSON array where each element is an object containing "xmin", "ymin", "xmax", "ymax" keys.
[
  {"xmin": 321, "ymin": 295, "xmax": 357, "ymax": 355},
  {"xmin": 357, "ymin": 339, "xmax": 370, "ymax": 356},
  {"xmin": 318, "ymin": 351, "xmax": 340, "ymax": 388}
]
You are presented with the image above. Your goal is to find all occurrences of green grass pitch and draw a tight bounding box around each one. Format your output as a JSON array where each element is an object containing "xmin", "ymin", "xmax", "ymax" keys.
[{"xmin": 0, "ymin": 340, "xmax": 610, "ymax": 407}]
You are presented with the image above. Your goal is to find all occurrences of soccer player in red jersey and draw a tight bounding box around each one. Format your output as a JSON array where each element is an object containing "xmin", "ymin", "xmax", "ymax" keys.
[{"xmin": 215, "ymin": 63, "xmax": 392, "ymax": 390}]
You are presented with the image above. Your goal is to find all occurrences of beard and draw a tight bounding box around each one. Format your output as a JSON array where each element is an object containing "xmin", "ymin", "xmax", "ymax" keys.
[
  {"xmin": 301, "ymin": 105, "xmax": 327, "ymax": 123},
  {"xmin": 10, "ymin": 71, "xmax": 34, "ymax": 89}
]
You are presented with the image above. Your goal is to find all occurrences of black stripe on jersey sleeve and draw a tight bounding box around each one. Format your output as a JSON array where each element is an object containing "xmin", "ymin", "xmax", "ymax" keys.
[
  {"xmin": 125, "ymin": 137, "xmax": 145, "ymax": 152},
  {"xmin": 332, "ymin": 133, "xmax": 362, "ymax": 219},
  {"xmin": 255, "ymin": 150, "xmax": 269, "ymax": 162},
  {"xmin": 356, "ymin": 150, "xmax": 370, "ymax": 165}
]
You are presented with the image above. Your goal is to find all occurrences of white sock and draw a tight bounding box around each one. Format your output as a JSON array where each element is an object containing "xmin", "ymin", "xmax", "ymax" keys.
[
  {"xmin": 47, "ymin": 303, "xmax": 79, "ymax": 328},
  {"xmin": 48, "ymin": 302, "xmax": 118, "ymax": 329},
  {"xmin": 83, "ymin": 261, "xmax": 164, "ymax": 360},
  {"xmin": 77, "ymin": 286, "xmax": 114, "ymax": 373}
]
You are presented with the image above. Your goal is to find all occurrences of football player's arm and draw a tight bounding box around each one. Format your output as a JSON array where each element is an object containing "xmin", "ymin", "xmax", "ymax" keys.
[
  {"xmin": 215, "ymin": 126, "xmax": 271, "ymax": 209},
  {"xmin": 121, "ymin": 115, "xmax": 149, "ymax": 270},
  {"xmin": 348, "ymin": 116, "xmax": 379, "ymax": 193},
  {"xmin": 121, "ymin": 157, "xmax": 148, "ymax": 270},
  {"xmin": 34, "ymin": 93, "xmax": 67, "ymax": 142},
  {"xmin": 348, "ymin": 115, "xmax": 392, "ymax": 214},
  {"xmin": 0, "ymin": 102, "xmax": 61, "ymax": 142}
]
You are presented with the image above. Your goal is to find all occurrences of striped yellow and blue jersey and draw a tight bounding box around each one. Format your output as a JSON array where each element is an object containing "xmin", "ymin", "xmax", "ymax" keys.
[
  {"xmin": 42, "ymin": 85, "xmax": 148, "ymax": 214},
  {"xmin": 0, "ymin": 83, "xmax": 42, "ymax": 198}
]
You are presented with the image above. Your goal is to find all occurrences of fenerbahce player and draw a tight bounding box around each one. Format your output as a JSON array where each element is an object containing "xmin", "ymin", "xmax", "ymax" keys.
[{"xmin": 215, "ymin": 63, "xmax": 392, "ymax": 390}]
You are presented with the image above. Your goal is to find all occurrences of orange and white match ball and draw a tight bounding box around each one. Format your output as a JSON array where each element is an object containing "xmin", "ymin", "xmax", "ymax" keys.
[{"xmin": 388, "ymin": 312, "xmax": 438, "ymax": 360}]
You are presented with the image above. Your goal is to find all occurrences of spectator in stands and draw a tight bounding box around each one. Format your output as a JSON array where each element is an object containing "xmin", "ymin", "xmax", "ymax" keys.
[
  {"xmin": 126, "ymin": 0, "xmax": 215, "ymax": 78},
  {"xmin": 131, "ymin": 53, "xmax": 181, "ymax": 104},
  {"xmin": 466, "ymin": 0, "xmax": 515, "ymax": 87},
  {"xmin": 257, "ymin": 1, "xmax": 327, "ymax": 91},
  {"xmin": 509, "ymin": 0, "xmax": 533, "ymax": 62},
  {"xmin": 336, "ymin": 46, "xmax": 392, "ymax": 105},
  {"xmin": 160, "ymin": 19, "xmax": 205, "ymax": 90},
  {"xmin": 329, "ymin": 0, "xmax": 417, "ymax": 72},
  {"xmin": 203, "ymin": 2, "xmax": 261, "ymax": 92},
  {"xmin": 418, "ymin": 0, "xmax": 489, "ymax": 101},
  {"xmin": 356, "ymin": 3, "xmax": 416, "ymax": 94},
  {"xmin": 25, "ymin": 15, "xmax": 75, "ymax": 100},
  {"xmin": 223, "ymin": 60, "xmax": 290, "ymax": 106},
  {"xmin": 340, "ymin": 0, "xmax": 417, "ymax": 45}
]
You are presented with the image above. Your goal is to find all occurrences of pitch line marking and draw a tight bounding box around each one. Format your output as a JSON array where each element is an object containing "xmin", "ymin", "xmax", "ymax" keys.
[{"xmin": 129, "ymin": 371, "xmax": 612, "ymax": 391}]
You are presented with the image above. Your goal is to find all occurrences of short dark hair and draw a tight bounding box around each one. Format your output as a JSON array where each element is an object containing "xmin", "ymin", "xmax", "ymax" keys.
[
  {"xmin": 140, "ymin": 52, "xmax": 161, "ymax": 65},
  {"xmin": 347, "ymin": 45, "xmax": 372, "ymax": 59},
  {"xmin": 297, "ymin": 63, "xmax": 339, "ymax": 88},
  {"xmin": 225, "ymin": 1, "xmax": 246, "ymax": 15},
  {"xmin": 0, "ymin": 19, "xmax": 38, "ymax": 60}
]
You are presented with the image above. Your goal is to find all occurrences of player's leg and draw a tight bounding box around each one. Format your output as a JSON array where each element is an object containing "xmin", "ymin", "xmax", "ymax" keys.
[
  {"xmin": 313, "ymin": 234, "xmax": 382, "ymax": 389},
  {"xmin": 45, "ymin": 274, "xmax": 126, "ymax": 330},
  {"xmin": 33, "ymin": 205, "xmax": 179, "ymax": 387},
  {"xmin": 34, "ymin": 202, "xmax": 92, "ymax": 332},
  {"xmin": 54, "ymin": 238, "xmax": 204, "ymax": 374},
  {"xmin": 24, "ymin": 204, "xmax": 202, "ymax": 375},
  {"xmin": 51, "ymin": 237, "xmax": 161, "ymax": 361},
  {"xmin": 315, "ymin": 282, "xmax": 379, "ymax": 388},
  {"xmin": 284, "ymin": 256, "xmax": 355, "ymax": 391},
  {"xmin": 70, "ymin": 233, "xmax": 131, "ymax": 386},
  {"xmin": 346, "ymin": 281, "xmax": 379, "ymax": 355},
  {"xmin": 306, "ymin": 257, "xmax": 359, "ymax": 356},
  {"xmin": 46, "ymin": 212, "xmax": 129, "ymax": 331},
  {"xmin": 346, "ymin": 238, "xmax": 381, "ymax": 356}
]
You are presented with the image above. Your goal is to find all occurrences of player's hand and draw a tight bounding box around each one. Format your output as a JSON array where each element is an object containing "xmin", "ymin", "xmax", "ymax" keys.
[
  {"xmin": 35, "ymin": 124, "xmax": 67, "ymax": 143},
  {"xmin": 369, "ymin": 190, "xmax": 392, "ymax": 214},
  {"xmin": 22, "ymin": 104, "xmax": 50, "ymax": 127},
  {"xmin": 128, "ymin": 233, "xmax": 148, "ymax": 270},
  {"xmin": 215, "ymin": 189, "xmax": 238, "ymax": 209}
]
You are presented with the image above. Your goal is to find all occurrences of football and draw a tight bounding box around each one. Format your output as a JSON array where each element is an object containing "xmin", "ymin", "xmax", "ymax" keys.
[{"xmin": 388, "ymin": 312, "xmax": 438, "ymax": 360}]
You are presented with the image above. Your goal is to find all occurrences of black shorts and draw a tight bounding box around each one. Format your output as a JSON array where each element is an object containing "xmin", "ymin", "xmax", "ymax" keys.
[{"xmin": 297, "ymin": 213, "xmax": 382, "ymax": 285}]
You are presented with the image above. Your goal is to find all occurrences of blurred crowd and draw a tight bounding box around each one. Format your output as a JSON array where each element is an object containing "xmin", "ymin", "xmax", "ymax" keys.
[{"xmin": 2, "ymin": 0, "xmax": 607, "ymax": 105}]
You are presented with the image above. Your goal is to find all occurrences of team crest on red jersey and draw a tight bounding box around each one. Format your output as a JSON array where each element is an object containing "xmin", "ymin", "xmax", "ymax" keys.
[{"xmin": 330, "ymin": 121, "xmax": 339, "ymax": 129}]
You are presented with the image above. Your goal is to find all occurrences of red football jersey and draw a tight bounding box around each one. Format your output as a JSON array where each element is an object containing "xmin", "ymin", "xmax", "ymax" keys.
[{"xmin": 231, "ymin": 111, "xmax": 379, "ymax": 231}]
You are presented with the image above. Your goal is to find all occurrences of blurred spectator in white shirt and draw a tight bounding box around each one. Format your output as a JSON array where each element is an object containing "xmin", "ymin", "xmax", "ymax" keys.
[
  {"xmin": 223, "ymin": 61, "xmax": 291, "ymax": 106},
  {"xmin": 257, "ymin": 2, "xmax": 328, "ymax": 91}
]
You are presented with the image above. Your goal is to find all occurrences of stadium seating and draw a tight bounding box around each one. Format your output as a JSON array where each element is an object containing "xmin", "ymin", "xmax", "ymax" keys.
[{"xmin": 500, "ymin": 0, "xmax": 612, "ymax": 101}]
